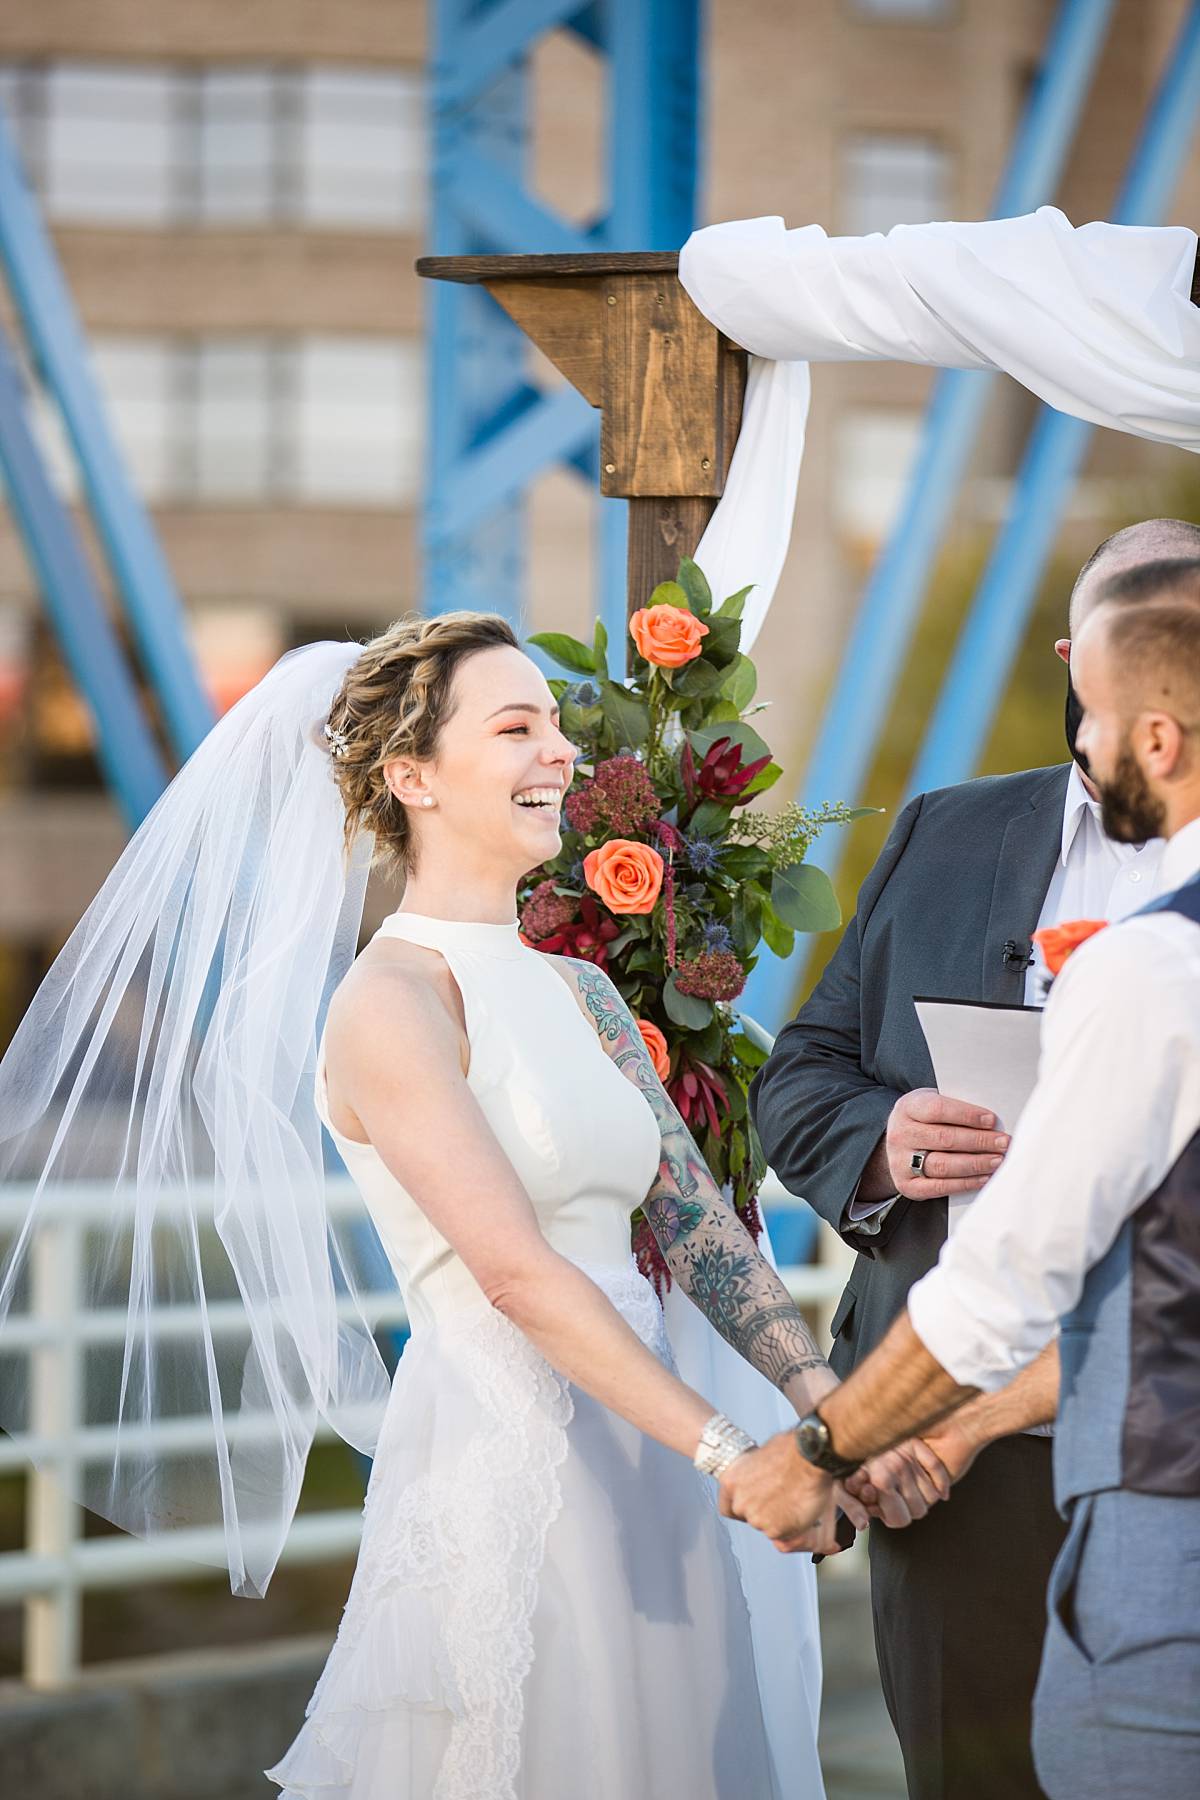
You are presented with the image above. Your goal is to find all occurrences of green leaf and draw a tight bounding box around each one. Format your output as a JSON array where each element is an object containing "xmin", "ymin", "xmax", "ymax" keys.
[
  {"xmin": 599, "ymin": 679, "xmax": 650, "ymax": 747},
  {"xmin": 734, "ymin": 1011, "xmax": 777, "ymax": 1056},
  {"xmin": 546, "ymin": 678, "xmax": 570, "ymax": 701},
  {"xmin": 730, "ymin": 883, "xmax": 764, "ymax": 957},
  {"xmin": 770, "ymin": 862, "xmax": 843, "ymax": 933},
  {"xmin": 699, "ymin": 614, "xmax": 743, "ymax": 668},
  {"xmin": 738, "ymin": 761, "xmax": 782, "ymax": 800},
  {"xmin": 715, "ymin": 584, "xmax": 753, "ymax": 621},
  {"xmin": 687, "ymin": 797, "xmax": 732, "ymax": 837},
  {"xmin": 687, "ymin": 1018, "xmax": 725, "ymax": 1064},
  {"xmin": 527, "ymin": 631, "xmax": 596, "ymax": 675},
  {"xmin": 647, "ymin": 580, "xmax": 690, "ymax": 610},
  {"xmin": 704, "ymin": 699, "xmax": 742, "ymax": 723},
  {"xmin": 662, "ymin": 973, "xmax": 715, "ymax": 1030},
  {"xmin": 759, "ymin": 905, "xmax": 795, "ymax": 960},
  {"xmin": 667, "ymin": 657, "xmax": 727, "ymax": 699},
  {"xmin": 625, "ymin": 945, "xmax": 660, "ymax": 974},
  {"xmin": 847, "ymin": 805, "xmax": 886, "ymax": 820},
  {"xmin": 677, "ymin": 557, "xmax": 712, "ymax": 615},
  {"xmin": 592, "ymin": 617, "xmax": 610, "ymax": 683},
  {"xmin": 720, "ymin": 845, "xmax": 770, "ymax": 881},
  {"xmin": 688, "ymin": 720, "xmax": 772, "ymax": 766},
  {"xmin": 719, "ymin": 653, "xmax": 757, "ymax": 711}
]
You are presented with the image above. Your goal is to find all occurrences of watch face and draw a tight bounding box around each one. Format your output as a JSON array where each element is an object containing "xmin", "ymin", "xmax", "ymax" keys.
[{"xmin": 797, "ymin": 1415, "xmax": 829, "ymax": 1463}]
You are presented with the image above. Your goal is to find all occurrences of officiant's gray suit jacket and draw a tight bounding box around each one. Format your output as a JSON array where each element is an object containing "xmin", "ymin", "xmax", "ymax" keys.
[{"xmin": 751, "ymin": 761, "xmax": 1071, "ymax": 1377}]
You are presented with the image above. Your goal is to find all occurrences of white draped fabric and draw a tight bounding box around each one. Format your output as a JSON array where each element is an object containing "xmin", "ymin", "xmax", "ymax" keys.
[{"xmin": 680, "ymin": 208, "xmax": 1200, "ymax": 651}]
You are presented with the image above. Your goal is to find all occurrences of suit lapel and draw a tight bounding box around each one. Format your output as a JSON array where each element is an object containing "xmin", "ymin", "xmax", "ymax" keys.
[{"xmin": 981, "ymin": 766, "xmax": 1070, "ymax": 1002}]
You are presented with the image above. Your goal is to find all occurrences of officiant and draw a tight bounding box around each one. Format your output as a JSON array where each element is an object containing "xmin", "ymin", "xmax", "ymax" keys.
[
  {"xmin": 737, "ymin": 553, "xmax": 1200, "ymax": 1800},
  {"xmin": 750, "ymin": 516, "xmax": 1200, "ymax": 1800}
]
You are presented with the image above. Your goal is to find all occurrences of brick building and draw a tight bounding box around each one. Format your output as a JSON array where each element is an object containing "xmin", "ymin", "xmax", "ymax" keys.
[{"xmin": 0, "ymin": 0, "xmax": 1194, "ymax": 1038}]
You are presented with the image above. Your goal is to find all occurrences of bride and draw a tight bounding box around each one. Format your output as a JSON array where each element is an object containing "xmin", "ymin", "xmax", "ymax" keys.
[{"xmin": 0, "ymin": 608, "xmax": 860, "ymax": 1798}]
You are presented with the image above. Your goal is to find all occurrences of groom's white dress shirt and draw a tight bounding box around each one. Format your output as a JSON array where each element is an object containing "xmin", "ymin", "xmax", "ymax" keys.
[{"xmin": 908, "ymin": 815, "xmax": 1200, "ymax": 1391}]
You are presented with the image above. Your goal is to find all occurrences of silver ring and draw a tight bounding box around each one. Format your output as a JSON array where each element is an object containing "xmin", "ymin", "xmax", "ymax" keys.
[{"xmin": 910, "ymin": 1150, "xmax": 931, "ymax": 1177}]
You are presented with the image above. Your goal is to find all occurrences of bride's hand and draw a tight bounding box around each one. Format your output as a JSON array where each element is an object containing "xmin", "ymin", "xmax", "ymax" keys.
[{"xmin": 717, "ymin": 1431, "xmax": 839, "ymax": 1553}]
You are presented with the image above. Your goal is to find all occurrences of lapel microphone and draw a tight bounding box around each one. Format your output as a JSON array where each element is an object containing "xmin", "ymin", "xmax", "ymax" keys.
[{"xmin": 1002, "ymin": 938, "xmax": 1035, "ymax": 970}]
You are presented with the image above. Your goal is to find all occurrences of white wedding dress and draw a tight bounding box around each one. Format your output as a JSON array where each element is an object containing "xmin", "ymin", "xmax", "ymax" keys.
[{"xmin": 266, "ymin": 910, "xmax": 800, "ymax": 1800}]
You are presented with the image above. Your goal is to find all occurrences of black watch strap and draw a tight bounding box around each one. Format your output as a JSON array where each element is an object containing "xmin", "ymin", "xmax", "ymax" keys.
[{"xmin": 794, "ymin": 1409, "xmax": 862, "ymax": 1480}]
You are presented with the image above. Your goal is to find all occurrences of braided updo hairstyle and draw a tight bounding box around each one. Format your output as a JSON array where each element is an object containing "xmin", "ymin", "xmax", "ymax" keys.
[{"xmin": 325, "ymin": 610, "xmax": 520, "ymax": 882}]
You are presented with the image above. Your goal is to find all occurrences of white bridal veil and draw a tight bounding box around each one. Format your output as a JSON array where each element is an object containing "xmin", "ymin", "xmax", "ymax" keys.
[{"xmin": 0, "ymin": 641, "xmax": 393, "ymax": 1596}]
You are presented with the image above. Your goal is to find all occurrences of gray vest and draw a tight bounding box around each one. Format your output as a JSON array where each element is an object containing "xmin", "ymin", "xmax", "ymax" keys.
[{"xmin": 1055, "ymin": 870, "xmax": 1200, "ymax": 1513}]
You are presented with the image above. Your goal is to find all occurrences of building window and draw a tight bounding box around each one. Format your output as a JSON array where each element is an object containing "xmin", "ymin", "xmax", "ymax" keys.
[
  {"xmin": 0, "ymin": 59, "xmax": 423, "ymax": 232},
  {"xmin": 295, "ymin": 338, "xmax": 423, "ymax": 505},
  {"xmin": 79, "ymin": 334, "xmax": 421, "ymax": 508},
  {"xmin": 834, "ymin": 408, "xmax": 923, "ymax": 550},
  {"xmin": 841, "ymin": 132, "xmax": 951, "ymax": 237},
  {"xmin": 300, "ymin": 69, "xmax": 423, "ymax": 230}
]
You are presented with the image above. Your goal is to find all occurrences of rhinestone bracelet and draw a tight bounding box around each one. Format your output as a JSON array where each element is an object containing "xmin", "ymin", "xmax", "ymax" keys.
[{"xmin": 693, "ymin": 1411, "xmax": 757, "ymax": 1478}]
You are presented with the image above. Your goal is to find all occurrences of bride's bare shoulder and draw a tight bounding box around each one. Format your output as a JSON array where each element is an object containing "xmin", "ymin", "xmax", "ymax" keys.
[{"xmin": 326, "ymin": 936, "xmax": 468, "ymax": 1069}]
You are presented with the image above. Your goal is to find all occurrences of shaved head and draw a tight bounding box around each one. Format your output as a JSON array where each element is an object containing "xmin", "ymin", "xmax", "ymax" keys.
[{"xmin": 1069, "ymin": 518, "xmax": 1200, "ymax": 631}]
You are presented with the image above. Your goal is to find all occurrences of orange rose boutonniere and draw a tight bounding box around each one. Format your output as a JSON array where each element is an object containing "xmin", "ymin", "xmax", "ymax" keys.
[{"xmin": 1032, "ymin": 918, "xmax": 1109, "ymax": 980}]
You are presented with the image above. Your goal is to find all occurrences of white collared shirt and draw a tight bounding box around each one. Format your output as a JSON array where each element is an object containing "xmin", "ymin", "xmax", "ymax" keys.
[
  {"xmin": 849, "ymin": 764, "xmax": 1164, "ymax": 1233},
  {"xmin": 1026, "ymin": 760, "xmax": 1164, "ymax": 1000},
  {"xmin": 908, "ymin": 815, "xmax": 1200, "ymax": 1391}
]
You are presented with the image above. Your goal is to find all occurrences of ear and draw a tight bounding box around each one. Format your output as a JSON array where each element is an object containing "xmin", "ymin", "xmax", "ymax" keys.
[
  {"xmin": 383, "ymin": 757, "xmax": 431, "ymax": 809},
  {"xmin": 1138, "ymin": 711, "xmax": 1186, "ymax": 781},
  {"xmin": 1054, "ymin": 638, "xmax": 1071, "ymax": 666}
]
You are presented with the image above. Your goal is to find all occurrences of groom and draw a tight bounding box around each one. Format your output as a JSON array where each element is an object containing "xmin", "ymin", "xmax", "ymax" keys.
[
  {"xmin": 728, "ymin": 555, "xmax": 1200, "ymax": 1800},
  {"xmin": 750, "ymin": 517, "xmax": 1200, "ymax": 1799}
]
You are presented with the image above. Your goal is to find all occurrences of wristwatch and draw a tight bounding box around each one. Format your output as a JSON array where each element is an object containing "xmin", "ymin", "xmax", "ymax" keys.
[{"xmin": 794, "ymin": 1409, "xmax": 862, "ymax": 1479}]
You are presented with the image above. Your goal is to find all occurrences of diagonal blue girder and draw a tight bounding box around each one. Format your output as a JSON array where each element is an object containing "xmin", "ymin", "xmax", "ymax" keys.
[
  {"xmin": 0, "ymin": 326, "xmax": 167, "ymax": 822},
  {"xmin": 0, "ymin": 106, "xmax": 212, "ymax": 766}
]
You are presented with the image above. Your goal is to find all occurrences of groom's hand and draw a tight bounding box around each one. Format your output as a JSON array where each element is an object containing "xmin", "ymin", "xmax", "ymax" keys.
[
  {"xmin": 717, "ymin": 1430, "xmax": 839, "ymax": 1553},
  {"xmin": 844, "ymin": 1439, "xmax": 951, "ymax": 1528},
  {"xmin": 886, "ymin": 1089, "xmax": 1010, "ymax": 1199}
]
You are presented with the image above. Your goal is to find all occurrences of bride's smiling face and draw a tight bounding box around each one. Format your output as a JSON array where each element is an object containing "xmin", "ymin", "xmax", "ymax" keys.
[{"xmin": 385, "ymin": 645, "xmax": 579, "ymax": 874}]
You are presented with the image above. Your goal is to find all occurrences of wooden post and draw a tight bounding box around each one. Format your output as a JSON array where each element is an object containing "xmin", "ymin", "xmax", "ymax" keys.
[{"xmin": 416, "ymin": 252, "xmax": 747, "ymax": 655}]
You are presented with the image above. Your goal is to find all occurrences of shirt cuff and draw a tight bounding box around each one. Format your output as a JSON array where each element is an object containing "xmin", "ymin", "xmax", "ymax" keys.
[
  {"xmin": 906, "ymin": 1265, "xmax": 1014, "ymax": 1394},
  {"xmin": 846, "ymin": 1193, "xmax": 899, "ymax": 1236}
]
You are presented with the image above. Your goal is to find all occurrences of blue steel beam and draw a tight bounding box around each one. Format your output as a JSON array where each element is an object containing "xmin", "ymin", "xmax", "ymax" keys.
[
  {"xmin": 908, "ymin": 0, "xmax": 1200, "ymax": 797},
  {"xmin": 740, "ymin": 0, "xmax": 1116, "ymax": 1031},
  {"xmin": 425, "ymin": 0, "xmax": 700, "ymax": 636},
  {"xmin": 0, "ymin": 327, "xmax": 168, "ymax": 822},
  {"xmin": 0, "ymin": 108, "xmax": 212, "ymax": 764}
]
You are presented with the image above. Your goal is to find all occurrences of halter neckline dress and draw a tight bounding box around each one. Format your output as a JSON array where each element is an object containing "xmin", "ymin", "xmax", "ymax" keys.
[{"xmin": 266, "ymin": 909, "xmax": 783, "ymax": 1800}]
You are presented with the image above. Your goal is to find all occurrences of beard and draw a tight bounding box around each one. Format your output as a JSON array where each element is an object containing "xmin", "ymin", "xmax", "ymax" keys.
[{"xmin": 1098, "ymin": 745, "xmax": 1166, "ymax": 844}]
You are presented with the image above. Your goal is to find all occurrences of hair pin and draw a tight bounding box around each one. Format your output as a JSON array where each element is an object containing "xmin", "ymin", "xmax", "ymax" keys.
[{"xmin": 323, "ymin": 720, "xmax": 350, "ymax": 760}]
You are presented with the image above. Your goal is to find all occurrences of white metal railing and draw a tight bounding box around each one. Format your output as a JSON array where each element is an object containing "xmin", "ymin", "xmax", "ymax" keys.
[{"xmin": 0, "ymin": 1173, "xmax": 843, "ymax": 1690}]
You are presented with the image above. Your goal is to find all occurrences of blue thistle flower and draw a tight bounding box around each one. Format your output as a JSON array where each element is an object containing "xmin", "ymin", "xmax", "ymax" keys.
[
  {"xmin": 684, "ymin": 834, "xmax": 721, "ymax": 874},
  {"xmin": 567, "ymin": 679, "xmax": 600, "ymax": 707},
  {"xmin": 701, "ymin": 920, "xmax": 734, "ymax": 954}
]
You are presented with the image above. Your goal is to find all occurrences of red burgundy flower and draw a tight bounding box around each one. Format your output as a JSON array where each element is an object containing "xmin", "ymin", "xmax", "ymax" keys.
[
  {"xmin": 532, "ymin": 894, "xmax": 621, "ymax": 970},
  {"xmin": 696, "ymin": 737, "xmax": 771, "ymax": 804},
  {"xmin": 667, "ymin": 1053, "xmax": 730, "ymax": 1137}
]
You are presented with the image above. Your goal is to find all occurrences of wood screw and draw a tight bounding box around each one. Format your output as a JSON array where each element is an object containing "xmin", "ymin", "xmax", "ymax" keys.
[
  {"xmin": 701, "ymin": 457, "xmax": 712, "ymax": 471},
  {"xmin": 606, "ymin": 294, "xmax": 616, "ymax": 306},
  {"xmin": 605, "ymin": 462, "xmax": 616, "ymax": 474}
]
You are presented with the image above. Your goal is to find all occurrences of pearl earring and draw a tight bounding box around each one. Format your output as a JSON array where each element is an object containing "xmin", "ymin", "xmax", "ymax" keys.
[{"xmin": 421, "ymin": 796, "xmax": 435, "ymax": 809}]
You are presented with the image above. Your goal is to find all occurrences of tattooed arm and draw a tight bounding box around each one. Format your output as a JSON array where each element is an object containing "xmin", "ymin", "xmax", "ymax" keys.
[{"xmin": 556, "ymin": 956, "xmax": 837, "ymax": 1416}]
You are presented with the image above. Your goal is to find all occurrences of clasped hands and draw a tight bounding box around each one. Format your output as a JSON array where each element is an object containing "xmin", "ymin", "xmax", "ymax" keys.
[{"xmin": 717, "ymin": 1412, "xmax": 984, "ymax": 1554}]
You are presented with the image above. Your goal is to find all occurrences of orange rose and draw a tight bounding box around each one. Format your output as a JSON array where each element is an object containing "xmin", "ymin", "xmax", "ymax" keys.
[
  {"xmin": 629, "ymin": 603, "xmax": 710, "ymax": 668},
  {"xmin": 637, "ymin": 1018, "xmax": 671, "ymax": 1082},
  {"xmin": 583, "ymin": 839, "xmax": 664, "ymax": 915},
  {"xmin": 1032, "ymin": 918, "xmax": 1108, "ymax": 978}
]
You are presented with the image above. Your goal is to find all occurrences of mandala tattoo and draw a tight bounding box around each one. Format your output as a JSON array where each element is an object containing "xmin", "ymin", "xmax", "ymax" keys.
[{"xmin": 563, "ymin": 956, "xmax": 828, "ymax": 1399}]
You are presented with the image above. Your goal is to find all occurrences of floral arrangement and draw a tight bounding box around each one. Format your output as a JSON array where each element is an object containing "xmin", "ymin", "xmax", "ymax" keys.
[
  {"xmin": 1032, "ymin": 918, "xmax": 1108, "ymax": 980},
  {"xmin": 520, "ymin": 559, "xmax": 861, "ymax": 1288}
]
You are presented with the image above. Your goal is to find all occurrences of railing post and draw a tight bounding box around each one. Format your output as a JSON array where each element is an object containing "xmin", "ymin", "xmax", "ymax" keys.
[{"xmin": 24, "ymin": 1212, "xmax": 83, "ymax": 1688}]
